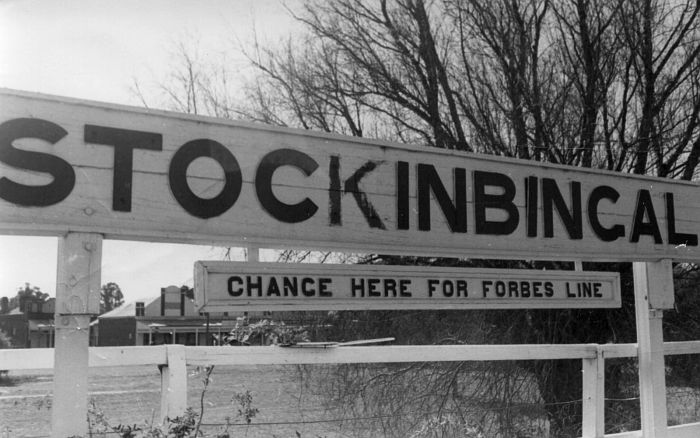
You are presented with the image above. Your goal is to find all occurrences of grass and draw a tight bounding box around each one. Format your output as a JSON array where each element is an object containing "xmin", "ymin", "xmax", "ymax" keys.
[
  {"xmin": 0, "ymin": 365, "xmax": 334, "ymax": 438},
  {"xmin": 1, "ymin": 365, "xmax": 699, "ymax": 437}
]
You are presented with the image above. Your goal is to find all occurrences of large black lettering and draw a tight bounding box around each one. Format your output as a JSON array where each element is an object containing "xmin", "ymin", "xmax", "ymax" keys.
[
  {"xmin": 247, "ymin": 276, "xmax": 263, "ymax": 297},
  {"xmin": 544, "ymin": 282, "xmax": 554, "ymax": 297},
  {"xmin": 283, "ymin": 277, "xmax": 298, "ymax": 296},
  {"xmin": 473, "ymin": 171, "xmax": 519, "ymax": 235},
  {"xmin": 228, "ymin": 276, "xmax": 243, "ymax": 297},
  {"xmin": 169, "ymin": 139, "xmax": 242, "ymax": 219},
  {"xmin": 256, "ymin": 149, "xmax": 318, "ymax": 223},
  {"xmin": 397, "ymin": 161, "xmax": 410, "ymax": 230},
  {"xmin": 351, "ymin": 278, "xmax": 365, "ymax": 297},
  {"xmin": 329, "ymin": 156, "xmax": 342, "ymax": 226},
  {"xmin": 266, "ymin": 277, "xmax": 281, "ymax": 296},
  {"xmin": 588, "ymin": 185, "xmax": 625, "ymax": 242},
  {"xmin": 328, "ymin": 156, "xmax": 385, "ymax": 229},
  {"xmin": 665, "ymin": 193, "xmax": 698, "ymax": 246},
  {"xmin": 0, "ymin": 118, "xmax": 74, "ymax": 206},
  {"xmin": 525, "ymin": 176, "xmax": 538, "ymax": 237},
  {"xmin": 417, "ymin": 164, "xmax": 467, "ymax": 232},
  {"xmin": 301, "ymin": 277, "xmax": 315, "ymax": 297},
  {"xmin": 318, "ymin": 278, "xmax": 332, "ymax": 297},
  {"xmin": 630, "ymin": 190, "xmax": 663, "ymax": 244},
  {"xmin": 542, "ymin": 178, "xmax": 582, "ymax": 239},
  {"xmin": 84, "ymin": 125, "xmax": 162, "ymax": 212},
  {"xmin": 344, "ymin": 160, "xmax": 385, "ymax": 229}
]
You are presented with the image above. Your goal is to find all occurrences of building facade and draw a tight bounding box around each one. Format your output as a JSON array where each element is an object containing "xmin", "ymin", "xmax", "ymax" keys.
[
  {"xmin": 0, "ymin": 297, "xmax": 56, "ymax": 348},
  {"xmin": 96, "ymin": 285, "xmax": 241, "ymax": 346}
]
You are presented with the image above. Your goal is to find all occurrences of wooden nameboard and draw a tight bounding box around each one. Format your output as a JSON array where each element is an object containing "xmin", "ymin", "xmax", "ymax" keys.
[{"xmin": 194, "ymin": 262, "xmax": 621, "ymax": 311}]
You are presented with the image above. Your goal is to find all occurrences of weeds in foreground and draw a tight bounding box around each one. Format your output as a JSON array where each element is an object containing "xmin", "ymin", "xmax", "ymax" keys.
[{"xmin": 85, "ymin": 366, "xmax": 258, "ymax": 438}]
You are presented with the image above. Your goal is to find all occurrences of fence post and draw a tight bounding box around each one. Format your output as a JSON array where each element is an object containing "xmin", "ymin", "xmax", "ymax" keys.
[
  {"xmin": 160, "ymin": 344, "xmax": 187, "ymax": 423},
  {"xmin": 51, "ymin": 233, "xmax": 102, "ymax": 438},
  {"xmin": 581, "ymin": 346, "xmax": 605, "ymax": 437},
  {"xmin": 247, "ymin": 246, "xmax": 260, "ymax": 262},
  {"xmin": 634, "ymin": 260, "xmax": 672, "ymax": 438}
]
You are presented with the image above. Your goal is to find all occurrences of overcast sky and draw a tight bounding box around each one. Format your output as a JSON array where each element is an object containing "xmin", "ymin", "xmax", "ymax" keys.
[{"xmin": 0, "ymin": 0, "xmax": 298, "ymax": 302}]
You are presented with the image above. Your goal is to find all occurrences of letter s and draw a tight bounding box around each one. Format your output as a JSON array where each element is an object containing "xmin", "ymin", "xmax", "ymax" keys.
[{"xmin": 0, "ymin": 118, "xmax": 75, "ymax": 206}]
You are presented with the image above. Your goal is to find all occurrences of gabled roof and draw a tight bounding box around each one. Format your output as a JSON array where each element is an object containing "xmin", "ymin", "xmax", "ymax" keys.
[
  {"xmin": 99, "ymin": 296, "xmax": 160, "ymax": 319},
  {"xmin": 98, "ymin": 302, "xmax": 136, "ymax": 318}
]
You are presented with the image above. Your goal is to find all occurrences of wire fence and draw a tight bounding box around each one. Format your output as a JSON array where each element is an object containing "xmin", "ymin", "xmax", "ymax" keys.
[{"xmin": 3, "ymin": 349, "xmax": 700, "ymax": 437}]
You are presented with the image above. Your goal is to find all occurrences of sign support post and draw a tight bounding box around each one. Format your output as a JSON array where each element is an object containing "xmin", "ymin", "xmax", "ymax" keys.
[
  {"xmin": 159, "ymin": 344, "xmax": 187, "ymax": 423},
  {"xmin": 247, "ymin": 246, "xmax": 260, "ymax": 263},
  {"xmin": 633, "ymin": 260, "xmax": 673, "ymax": 438},
  {"xmin": 51, "ymin": 233, "xmax": 102, "ymax": 438},
  {"xmin": 581, "ymin": 346, "xmax": 605, "ymax": 437}
]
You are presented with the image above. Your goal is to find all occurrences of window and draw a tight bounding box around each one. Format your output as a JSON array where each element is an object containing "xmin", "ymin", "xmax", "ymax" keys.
[{"xmin": 135, "ymin": 302, "xmax": 145, "ymax": 317}]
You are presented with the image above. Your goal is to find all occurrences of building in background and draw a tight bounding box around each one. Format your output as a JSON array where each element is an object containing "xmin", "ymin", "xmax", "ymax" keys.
[
  {"xmin": 0, "ymin": 296, "xmax": 56, "ymax": 348},
  {"xmin": 0, "ymin": 285, "xmax": 292, "ymax": 348},
  {"xmin": 96, "ymin": 285, "xmax": 241, "ymax": 346}
]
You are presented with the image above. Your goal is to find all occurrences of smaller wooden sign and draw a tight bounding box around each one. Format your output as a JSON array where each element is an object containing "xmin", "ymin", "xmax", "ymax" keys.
[{"xmin": 194, "ymin": 262, "xmax": 621, "ymax": 311}]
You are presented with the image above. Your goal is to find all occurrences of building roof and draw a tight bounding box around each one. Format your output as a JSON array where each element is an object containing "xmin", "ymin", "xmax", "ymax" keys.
[{"xmin": 99, "ymin": 296, "xmax": 159, "ymax": 319}]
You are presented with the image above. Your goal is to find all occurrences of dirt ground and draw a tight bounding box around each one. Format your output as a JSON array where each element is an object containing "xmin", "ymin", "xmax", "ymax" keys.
[
  {"xmin": 0, "ymin": 364, "xmax": 342, "ymax": 438},
  {"xmin": 2, "ymin": 363, "xmax": 699, "ymax": 438}
]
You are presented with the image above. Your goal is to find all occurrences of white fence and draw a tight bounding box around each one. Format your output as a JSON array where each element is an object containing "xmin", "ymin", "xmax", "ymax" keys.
[{"xmin": 2, "ymin": 341, "xmax": 700, "ymax": 437}]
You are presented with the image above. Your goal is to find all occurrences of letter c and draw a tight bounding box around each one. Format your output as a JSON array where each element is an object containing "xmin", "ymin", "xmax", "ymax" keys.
[
  {"xmin": 588, "ymin": 185, "xmax": 625, "ymax": 242},
  {"xmin": 255, "ymin": 149, "xmax": 318, "ymax": 223},
  {"xmin": 228, "ymin": 276, "xmax": 244, "ymax": 297}
]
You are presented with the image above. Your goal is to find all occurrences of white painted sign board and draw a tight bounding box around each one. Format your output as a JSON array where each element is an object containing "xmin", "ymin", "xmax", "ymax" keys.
[
  {"xmin": 194, "ymin": 262, "xmax": 621, "ymax": 311},
  {"xmin": 0, "ymin": 89, "xmax": 676, "ymax": 438},
  {"xmin": 1, "ymin": 89, "xmax": 699, "ymax": 261}
]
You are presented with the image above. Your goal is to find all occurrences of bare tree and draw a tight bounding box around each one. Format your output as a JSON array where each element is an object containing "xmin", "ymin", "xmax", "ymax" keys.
[
  {"xmin": 615, "ymin": 0, "xmax": 700, "ymax": 177},
  {"xmin": 136, "ymin": 1, "xmax": 700, "ymax": 435}
]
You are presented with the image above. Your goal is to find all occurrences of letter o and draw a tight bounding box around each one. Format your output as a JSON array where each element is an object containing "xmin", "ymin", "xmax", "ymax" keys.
[
  {"xmin": 169, "ymin": 139, "xmax": 242, "ymax": 219},
  {"xmin": 442, "ymin": 280, "xmax": 454, "ymax": 297},
  {"xmin": 495, "ymin": 281, "xmax": 506, "ymax": 297}
]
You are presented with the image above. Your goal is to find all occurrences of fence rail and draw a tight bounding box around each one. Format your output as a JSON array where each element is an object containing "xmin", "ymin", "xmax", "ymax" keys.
[
  {"xmin": 2, "ymin": 341, "xmax": 700, "ymax": 437},
  {"xmin": 4, "ymin": 341, "xmax": 698, "ymax": 369}
]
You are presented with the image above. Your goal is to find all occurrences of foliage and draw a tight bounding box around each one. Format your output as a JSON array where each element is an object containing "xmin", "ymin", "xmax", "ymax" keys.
[
  {"xmin": 0, "ymin": 328, "xmax": 12, "ymax": 349},
  {"xmin": 663, "ymin": 263, "xmax": 700, "ymax": 388},
  {"xmin": 222, "ymin": 317, "xmax": 310, "ymax": 346},
  {"xmin": 231, "ymin": 390, "xmax": 259, "ymax": 425},
  {"xmin": 0, "ymin": 329, "xmax": 11, "ymax": 383},
  {"xmin": 100, "ymin": 282, "xmax": 124, "ymax": 314},
  {"xmin": 0, "ymin": 283, "xmax": 50, "ymax": 313},
  {"xmin": 144, "ymin": 0, "xmax": 700, "ymax": 181},
  {"xmin": 15, "ymin": 283, "xmax": 49, "ymax": 302},
  {"xmin": 135, "ymin": 0, "xmax": 700, "ymax": 435},
  {"xmin": 407, "ymin": 414, "xmax": 486, "ymax": 438},
  {"xmin": 87, "ymin": 399, "xmax": 202, "ymax": 438},
  {"xmin": 85, "ymin": 372, "xmax": 260, "ymax": 438},
  {"xmin": 283, "ymin": 259, "xmax": 639, "ymax": 436}
]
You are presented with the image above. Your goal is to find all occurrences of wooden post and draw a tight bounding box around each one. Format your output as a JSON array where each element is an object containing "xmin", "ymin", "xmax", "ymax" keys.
[
  {"xmin": 247, "ymin": 246, "xmax": 260, "ymax": 263},
  {"xmin": 160, "ymin": 344, "xmax": 187, "ymax": 423},
  {"xmin": 581, "ymin": 346, "xmax": 605, "ymax": 437},
  {"xmin": 51, "ymin": 233, "xmax": 102, "ymax": 438},
  {"xmin": 634, "ymin": 260, "xmax": 673, "ymax": 438}
]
